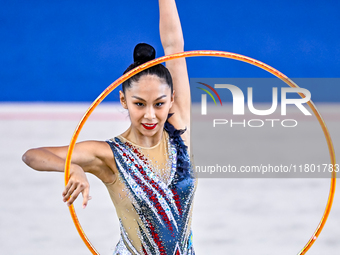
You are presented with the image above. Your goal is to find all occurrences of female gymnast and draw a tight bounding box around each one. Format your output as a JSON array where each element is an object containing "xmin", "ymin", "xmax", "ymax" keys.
[{"xmin": 22, "ymin": 0, "xmax": 196, "ymax": 254}]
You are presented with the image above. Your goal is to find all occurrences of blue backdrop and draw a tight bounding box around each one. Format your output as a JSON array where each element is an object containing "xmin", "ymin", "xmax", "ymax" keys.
[{"xmin": 1, "ymin": 0, "xmax": 339, "ymax": 102}]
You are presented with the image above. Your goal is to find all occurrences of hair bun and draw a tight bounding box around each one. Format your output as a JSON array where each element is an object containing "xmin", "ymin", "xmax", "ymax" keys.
[{"xmin": 133, "ymin": 43, "xmax": 156, "ymax": 65}]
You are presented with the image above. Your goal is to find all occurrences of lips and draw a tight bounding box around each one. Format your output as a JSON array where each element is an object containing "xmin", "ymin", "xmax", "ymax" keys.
[{"xmin": 142, "ymin": 123, "xmax": 158, "ymax": 130}]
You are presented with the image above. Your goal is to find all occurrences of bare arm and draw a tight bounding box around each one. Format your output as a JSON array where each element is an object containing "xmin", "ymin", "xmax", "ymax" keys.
[
  {"xmin": 22, "ymin": 147, "xmax": 69, "ymax": 172},
  {"xmin": 22, "ymin": 141, "xmax": 116, "ymax": 207},
  {"xmin": 159, "ymin": 0, "xmax": 191, "ymax": 134},
  {"xmin": 22, "ymin": 141, "xmax": 111, "ymax": 174}
]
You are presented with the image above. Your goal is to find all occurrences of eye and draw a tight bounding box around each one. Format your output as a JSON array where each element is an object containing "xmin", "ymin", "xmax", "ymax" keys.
[
  {"xmin": 155, "ymin": 102, "xmax": 164, "ymax": 107},
  {"xmin": 135, "ymin": 102, "xmax": 144, "ymax": 107}
]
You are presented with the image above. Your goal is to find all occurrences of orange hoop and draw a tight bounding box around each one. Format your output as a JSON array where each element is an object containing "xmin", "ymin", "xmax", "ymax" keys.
[{"xmin": 65, "ymin": 50, "xmax": 336, "ymax": 254}]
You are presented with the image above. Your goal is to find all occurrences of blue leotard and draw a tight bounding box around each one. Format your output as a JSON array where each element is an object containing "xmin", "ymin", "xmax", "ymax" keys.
[{"xmin": 105, "ymin": 121, "xmax": 196, "ymax": 255}]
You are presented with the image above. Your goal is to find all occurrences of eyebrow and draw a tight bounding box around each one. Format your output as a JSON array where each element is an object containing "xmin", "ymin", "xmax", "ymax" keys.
[{"xmin": 132, "ymin": 95, "xmax": 167, "ymax": 101}]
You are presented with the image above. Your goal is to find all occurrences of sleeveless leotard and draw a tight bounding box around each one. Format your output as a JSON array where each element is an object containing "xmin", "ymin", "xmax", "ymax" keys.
[{"xmin": 105, "ymin": 121, "xmax": 196, "ymax": 255}]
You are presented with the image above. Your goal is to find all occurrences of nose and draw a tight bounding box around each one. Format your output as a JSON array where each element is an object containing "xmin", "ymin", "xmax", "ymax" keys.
[{"xmin": 144, "ymin": 106, "xmax": 156, "ymax": 120}]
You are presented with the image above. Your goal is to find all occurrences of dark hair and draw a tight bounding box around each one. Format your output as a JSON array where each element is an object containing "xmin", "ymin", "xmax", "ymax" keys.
[{"xmin": 122, "ymin": 43, "xmax": 173, "ymax": 94}]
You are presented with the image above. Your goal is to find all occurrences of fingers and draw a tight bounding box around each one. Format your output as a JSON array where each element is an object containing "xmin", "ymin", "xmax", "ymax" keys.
[
  {"xmin": 67, "ymin": 184, "xmax": 84, "ymax": 206},
  {"xmin": 62, "ymin": 180, "xmax": 90, "ymax": 207},
  {"xmin": 82, "ymin": 185, "xmax": 91, "ymax": 209},
  {"xmin": 62, "ymin": 181, "xmax": 77, "ymax": 202}
]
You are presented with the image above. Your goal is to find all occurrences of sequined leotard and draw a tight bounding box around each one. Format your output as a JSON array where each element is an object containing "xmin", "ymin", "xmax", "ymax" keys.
[{"xmin": 105, "ymin": 121, "xmax": 196, "ymax": 255}]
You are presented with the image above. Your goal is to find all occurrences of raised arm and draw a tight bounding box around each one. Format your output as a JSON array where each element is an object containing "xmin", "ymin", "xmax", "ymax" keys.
[{"xmin": 159, "ymin": 0, "xmax": 191, "ymax": 133}]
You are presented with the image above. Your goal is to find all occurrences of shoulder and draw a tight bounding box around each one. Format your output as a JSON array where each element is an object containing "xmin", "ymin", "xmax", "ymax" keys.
[
  {"xmin": 90, "ymin": 140, "xmax": 119, "ymax": 171},
  {"xmin": 76, "ymin": 140, "xmax": 119, "ymax": 184},
  {"xmin": 75, "ymin": 140, "xmax": 113, "ymax": 159}
]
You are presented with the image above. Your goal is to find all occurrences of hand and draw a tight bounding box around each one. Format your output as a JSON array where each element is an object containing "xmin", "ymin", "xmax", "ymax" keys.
[{"xmin": 62, "ymin": 164, "xmax": 91, "ymax": 208}]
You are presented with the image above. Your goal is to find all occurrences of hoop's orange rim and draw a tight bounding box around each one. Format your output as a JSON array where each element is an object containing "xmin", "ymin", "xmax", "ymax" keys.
[{"xmin": 64, "ymin": 50, "xmax": 336, "ymax": 255}]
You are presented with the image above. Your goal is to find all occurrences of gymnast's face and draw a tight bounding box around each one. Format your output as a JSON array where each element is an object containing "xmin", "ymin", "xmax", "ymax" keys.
[{"xmin": 120, "ymin": 74, "xmax": 174, "ymax": 137}]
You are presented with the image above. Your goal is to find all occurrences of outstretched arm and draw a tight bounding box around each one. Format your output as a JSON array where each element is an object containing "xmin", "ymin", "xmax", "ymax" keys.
[
  {"xmin": 22, "ymin": 141, "xmax": 115, "ymax": 207},
  {"xmin": 159, "ymin": 0, "xmax": 190, "ymax": 133},
  {"xmin": 22, "ymin": 141, "xmax": 110, "ymax": 174}
]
